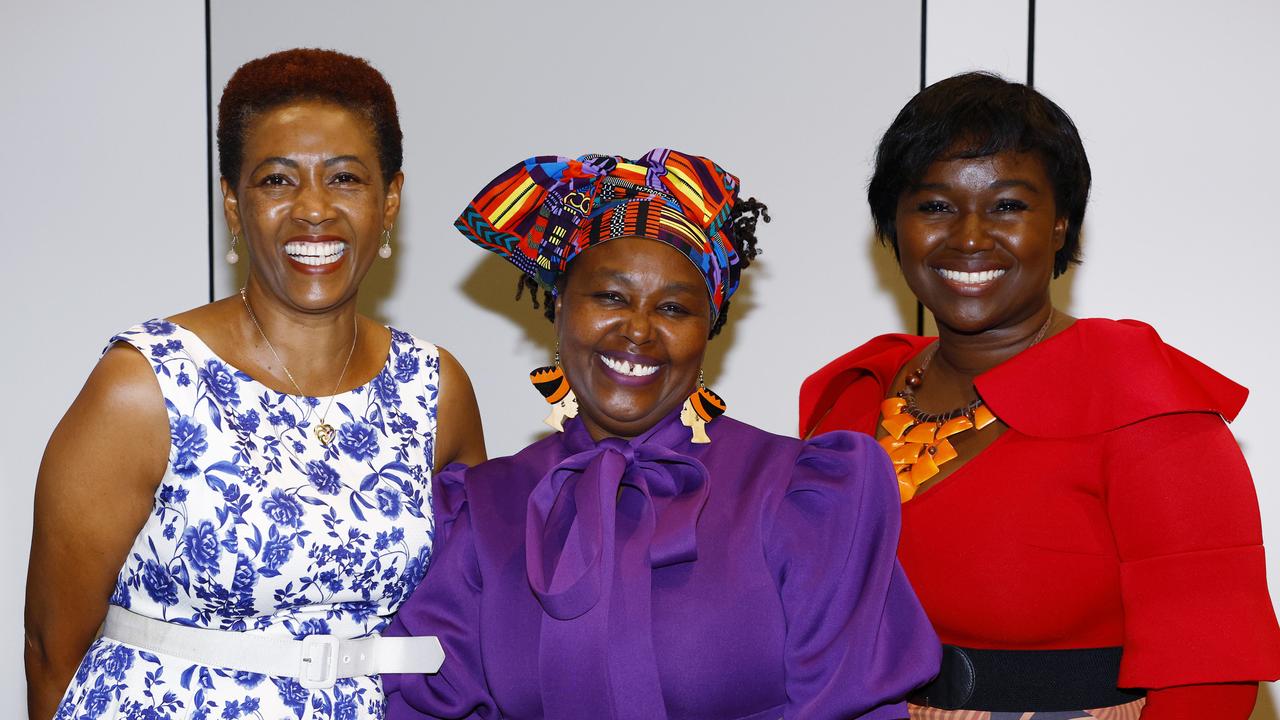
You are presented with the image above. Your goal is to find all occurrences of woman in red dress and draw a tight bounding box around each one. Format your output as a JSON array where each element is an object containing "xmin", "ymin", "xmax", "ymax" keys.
[{"xmin": 800, "ymin": 72, "xmax": 1280, "ymax": 719}]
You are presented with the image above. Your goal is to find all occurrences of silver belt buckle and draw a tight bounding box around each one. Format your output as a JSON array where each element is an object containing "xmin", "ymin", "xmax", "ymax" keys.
[{"xmin": 299, "ymin": 635, "xmax": 341, "ymax": 689}]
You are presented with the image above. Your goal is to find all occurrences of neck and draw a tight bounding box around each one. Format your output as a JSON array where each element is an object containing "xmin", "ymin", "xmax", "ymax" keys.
[
  {"xmin": 933, "ymin": 303, "xmax": 1055, "ymax": 381},
  {"xmin": 239, "ymin": 280, "xmax": 360, "ymax": 390}
]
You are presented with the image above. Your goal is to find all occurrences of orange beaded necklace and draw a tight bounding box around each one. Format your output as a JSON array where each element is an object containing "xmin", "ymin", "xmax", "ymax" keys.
[{"xmin": 880, "ymin": 310, "xmax": 1054, "ymax": 502}]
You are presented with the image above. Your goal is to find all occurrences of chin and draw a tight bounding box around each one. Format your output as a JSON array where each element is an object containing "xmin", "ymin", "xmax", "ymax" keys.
[
  {"xmin": 922, "ymin": 294, "xmax": 1001, "ymax": 331},
  {"xmin": 595, "ymin": 404, "xmax": 659, "ymax": 429},
  {"xmin": 583, "ymin": 397, "xmax": 681, "ymax": 438},
  {"xmin": 280, "ymin": 282, "xmax": 357, "ymax": 312}
]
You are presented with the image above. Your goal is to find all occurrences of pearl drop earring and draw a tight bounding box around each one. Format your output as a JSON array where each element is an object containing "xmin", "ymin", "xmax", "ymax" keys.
[
  {"xmin": 226, "ymin": 233, "xmax": 240, "ymax": 264},
  {"xmin": 378, "ymin": 227, "xmax": 393, "ymax": 259}
]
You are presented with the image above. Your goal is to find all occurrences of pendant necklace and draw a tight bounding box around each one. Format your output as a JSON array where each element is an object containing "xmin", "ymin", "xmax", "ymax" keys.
[
  {"xmin": 879, "ymin": 309, "xmax": 1054, "ymax": 502},
  {"xmin": 240, "ymin": 288, "xmax": 357, "ymax": 446}
]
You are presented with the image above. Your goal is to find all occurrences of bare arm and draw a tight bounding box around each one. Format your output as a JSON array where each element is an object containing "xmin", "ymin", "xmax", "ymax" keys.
[
  {"xmin": 432, "ymin": 346, "xmax": 487, "ymax": 473},
  {"xmin": 25, "ymin": 344, "xmax": 169, "ymax": 719}
]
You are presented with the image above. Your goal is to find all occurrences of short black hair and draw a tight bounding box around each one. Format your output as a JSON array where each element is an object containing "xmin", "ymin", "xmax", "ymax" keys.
[
  {"xmin": 868, "ymin": 72, "xmax": 1091, "ymax": 277},
  {"xmin": 515, "ymin": 196, "xmax": 769, "ymax": 338},
  {"xmin": 218, "ymin": 48, "xmax": 402, "ymax": 187}
]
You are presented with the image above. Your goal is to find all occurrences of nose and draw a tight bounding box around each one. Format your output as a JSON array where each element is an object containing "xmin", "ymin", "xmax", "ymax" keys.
[
  {"xmin": 291, "ymin": 180, "xmax": 335, "ymax": 228},
  {"xmin": 949, "ymin": 211, "xmax": 995, "ymax": 253},
  {"xmin": 619, "ymin": 310, "xmax": 653, "ymax": 346}
]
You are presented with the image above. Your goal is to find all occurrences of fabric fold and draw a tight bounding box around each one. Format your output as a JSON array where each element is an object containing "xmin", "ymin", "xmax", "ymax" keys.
[{"xmin": 525, "ymin": 430, "xmax": 710, "ymax": 719}]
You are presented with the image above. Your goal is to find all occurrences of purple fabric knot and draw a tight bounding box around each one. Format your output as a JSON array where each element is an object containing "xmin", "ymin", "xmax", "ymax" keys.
[
  {"xmin": 525, "ymin": 437, "xmax": 709, "ymax": 619},
  {"xmin": 524, "ymin": 431, "xmax": 710, "ymax": 719}
]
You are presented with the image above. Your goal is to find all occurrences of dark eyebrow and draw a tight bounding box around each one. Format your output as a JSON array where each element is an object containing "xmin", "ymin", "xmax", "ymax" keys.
[
  {"xmin": 250, "ymin": 156, "xmax": 298, "ymax": 175},
  {"xmin": 911, "ymin": 179, "xmax": 1042, "ymax": 193},
  {"xmin": 249, "ymin": 155, "xmax": 369, "ymax": 176},
  {"xmin": 595, "ymin": 268, "xmax": 704, "ymax": 296},
  {"xmin": 324, "ymin": 155, "xmax": 369, "ymax": 169},
  {"xmin": 989, "ymin": 179, "xmax": 1041, "ymax": 192},
  {"xmin": 595, "ymin": 269, "xmax": 636, "ymax": 286},
  {"xmin": 662, "ymin": 281, "xmax": 705, "ymax": 296}
]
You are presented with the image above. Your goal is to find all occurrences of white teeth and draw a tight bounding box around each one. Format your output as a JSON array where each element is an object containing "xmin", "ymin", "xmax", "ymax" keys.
[
  {"xmin": 599, "ymin": 354, "xmax": 659, "ymax": 377},
  {"xmin": 936, "ymin": 268, "xmax": 1006, "ymax": 284},
  {"xmin": 285, "ymin": 240, "xmax": 345, "ymax": 265}
]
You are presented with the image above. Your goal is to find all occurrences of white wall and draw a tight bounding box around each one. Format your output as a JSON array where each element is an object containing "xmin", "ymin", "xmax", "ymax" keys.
[
  {"xmin": 928, "ymin": 1, "xmax": 1280, "ymax": 715},
  {"xmin": 926, "ymin": 0, "xmax": 1029, "ymax": 85},
  {"xmin": 1036, "ymin": 5, "xmax": 1280, "ymax": 714},
  {"xmin": 208, "ymin": 0, "xmax": 923, "ymax": 453},
  {"xmin": 4, "ymin": 1, "xmax": 1277, "ymax": 716},
  {"xmin": 0, "ymin": 3, "xmax": 209, "ymax": 716}
]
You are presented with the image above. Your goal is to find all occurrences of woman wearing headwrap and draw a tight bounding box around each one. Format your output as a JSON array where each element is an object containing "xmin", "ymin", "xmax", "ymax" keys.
[
  {"xmin": 800, "ymin": 73, "xmax": 1280, "ymax": 718},
  {"xmin": 384, "ymin": 149, "xmax": 940, "ymax": 719}
]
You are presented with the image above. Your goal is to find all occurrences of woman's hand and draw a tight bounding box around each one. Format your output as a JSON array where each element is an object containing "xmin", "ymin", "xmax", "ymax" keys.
[
  {"xmin": 24, "ymin": 344, "xmax": 169, "ymax": 720},
  {"xmin": 432, "ymin": 347, "xmax": 486, "ymax": 473}
]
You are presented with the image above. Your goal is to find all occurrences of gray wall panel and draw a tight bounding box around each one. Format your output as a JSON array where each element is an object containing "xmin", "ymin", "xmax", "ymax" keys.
[
  {"xmin": 1, "ymin": 2, "xmax": 208, "ymax": 714},
  {"xmin": 208, "ymin": 0, "xmax": 923, "ymax": 454}
]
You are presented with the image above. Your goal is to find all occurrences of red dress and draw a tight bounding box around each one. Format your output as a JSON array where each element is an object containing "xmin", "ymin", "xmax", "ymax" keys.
[{"xmin": 800, "ymin": 319, "xmax": 1280, "ymax": 718}]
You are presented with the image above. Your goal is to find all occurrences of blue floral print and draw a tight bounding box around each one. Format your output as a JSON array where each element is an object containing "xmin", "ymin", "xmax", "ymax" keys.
[
  {"xmin": 261, "ymin": 489, "xmax": 304, "ymax": 528},
  {"xmin": 338, "ymin": 422, "xmax": 380, "ymax": 462},
  {"xmin": 307, "ymin": 460, "xmax": 342, "ymax": 495},
  {"xmin": 393, "ymin": 353, "xmax": 419, "ymax": 383},
  {"xmin": 142, "ymin": 319, "xmax": 177, "ymax": 336},
  {"xmin": 375, "ymin": 488, "xmax": 402, "ymax": 519},
  {"xmin": 57, "ymin": 321, "xmax": 440, "ymax": 719},
  {"xmin": 141, "ymin": 560, "xmax": 179, "ymax": 607},
  {"xmin": 200, "ymin": 359, "xmax": 249, "ymax": 408},
  {"xmin": 171, "ymin": 415, "xmax": 209, "ymax": 478}
]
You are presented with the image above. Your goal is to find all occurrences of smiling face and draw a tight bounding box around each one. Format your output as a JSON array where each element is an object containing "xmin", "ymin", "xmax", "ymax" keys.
[
  {"xmin": 894, "ymin": 150, "xmax": 1067, "ymax": 334},
  {"xmin": 555, "ymin": 237, "xmax": 713, "ymax": 441},
  {"xmin": 221, "ymin": 100, "xmax": 403, "ymax": 313}
]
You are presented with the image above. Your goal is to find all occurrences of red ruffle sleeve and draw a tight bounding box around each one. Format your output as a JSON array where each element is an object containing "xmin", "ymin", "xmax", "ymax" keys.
[
  {"xmin": 799, "ymin": 334, "xmax": 931, "ymax": 438},
  {"xmin": 974, "ymin": 319, "xmax": 1247, "ymax": 437},
  {"xmin": 1102, "ymin": 411, "xmax": 1280, "ymax": 688}
]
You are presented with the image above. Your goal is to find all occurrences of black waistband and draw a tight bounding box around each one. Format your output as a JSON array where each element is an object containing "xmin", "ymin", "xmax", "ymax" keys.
[{"xmin": 909, "ymin": 645, "xmax": 1146, "ymax": 712}]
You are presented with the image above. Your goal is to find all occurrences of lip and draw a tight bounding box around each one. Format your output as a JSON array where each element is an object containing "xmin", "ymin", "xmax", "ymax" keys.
[
  {"xmin": 930, "ymin": 264, "xmax": 1008, "ymax": 296},
  {"xmin": 283, "ymin": 235, "xmax": 348, "ymax": 275},
  {"xmin": 595, "ymin": 351, "xmax": 665, "ymax": 387}
]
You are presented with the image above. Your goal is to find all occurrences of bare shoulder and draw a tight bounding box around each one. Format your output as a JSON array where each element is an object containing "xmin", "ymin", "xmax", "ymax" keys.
[
  {"xmin": 42, "ymin": 341, "xmax": 169, "ymax": 490},
  {"xmin": 84, "ymin": 342, "xmax": 167, "ymax": 416},
  {"xmin": 433, "ymin": 345, "xmax": 486, "ymax": 470},
  {"xmin": 437, "ymin": 345, "xmax": 467, "ymax": 380},
  {"xmin": 436, "ymin": 345, "xmax": 480, "ymax": 411}
]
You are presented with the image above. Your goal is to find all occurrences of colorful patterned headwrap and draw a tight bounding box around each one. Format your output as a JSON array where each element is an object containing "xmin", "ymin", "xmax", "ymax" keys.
[{"xmin": 455, "ymin": 148, "xmax": 742, "ymax": 319}]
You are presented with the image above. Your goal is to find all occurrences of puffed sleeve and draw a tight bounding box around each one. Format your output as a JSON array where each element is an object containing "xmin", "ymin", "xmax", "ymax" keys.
[
  {"xmin": 1105, "ymin": 412, "xmax": 1280, "ymax": 714},
  {"xmin": 765, "ymin": 431, "xmax": 941, "ymax": 720},
  {"xmin": 383, "ymin": 465, "xmax": 498, "ymax": 720}
]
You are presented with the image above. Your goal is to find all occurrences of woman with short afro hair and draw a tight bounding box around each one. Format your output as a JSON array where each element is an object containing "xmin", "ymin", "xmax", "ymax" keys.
[{"xmin": 26, "ymin": 48, "xmax": 485, "ymax": 718}]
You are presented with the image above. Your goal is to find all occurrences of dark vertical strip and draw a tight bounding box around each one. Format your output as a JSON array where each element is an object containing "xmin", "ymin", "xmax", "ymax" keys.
[
  {"xmin": 1027, "ymin": 0, "xmax": 1036, "ymax": 86},
  {"xmin": 204, "ymin": 0, "xmax": 215, "ymax": 303},
  {"xmin": 916, "ymin": 0, "xmax": 928, "ymax": 335},
  {"xmin": 919, "ymin": 0, "xmax": 928, "ymax": 92}
]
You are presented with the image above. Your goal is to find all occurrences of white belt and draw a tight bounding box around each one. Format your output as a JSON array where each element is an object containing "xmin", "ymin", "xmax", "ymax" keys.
[{"xmin": 102, "ymin": 605, "xmax": 443, "ymax": 689}]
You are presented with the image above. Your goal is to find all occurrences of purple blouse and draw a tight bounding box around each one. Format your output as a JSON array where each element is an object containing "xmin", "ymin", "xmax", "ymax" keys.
[{"xmin": 384, "ymin": 411, "xmax": 939, "ymax": 719}]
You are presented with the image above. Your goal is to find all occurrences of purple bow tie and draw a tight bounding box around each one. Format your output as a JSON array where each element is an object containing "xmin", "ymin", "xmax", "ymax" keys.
[{"xmin": 525, "ymin": 433, "xmax": 710, "ymax": 719}]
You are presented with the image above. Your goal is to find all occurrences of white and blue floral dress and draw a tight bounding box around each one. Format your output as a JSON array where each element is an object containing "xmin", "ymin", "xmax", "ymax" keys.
[{"xmin": 57, "ymin": 319, "xmax": 440, "ymax": 720}]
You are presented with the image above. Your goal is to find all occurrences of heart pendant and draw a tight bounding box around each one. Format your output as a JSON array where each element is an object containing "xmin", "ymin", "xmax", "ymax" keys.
[{"xmin": 315, "ymin": 423, "xmax": 336, "ymax": 446}]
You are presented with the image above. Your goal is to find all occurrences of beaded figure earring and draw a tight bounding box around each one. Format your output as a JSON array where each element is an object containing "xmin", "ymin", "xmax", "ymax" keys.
[
  {"xmin": 226, "ymin": 233, "xmax": 240, "ymax": 265},
  {"xmin": 529, "ymin": 350, "xmax": 578, "ymax": 432},
  {"xmin": 680, "ymin": 370, "xmax": 726, "ymax": 444}
]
